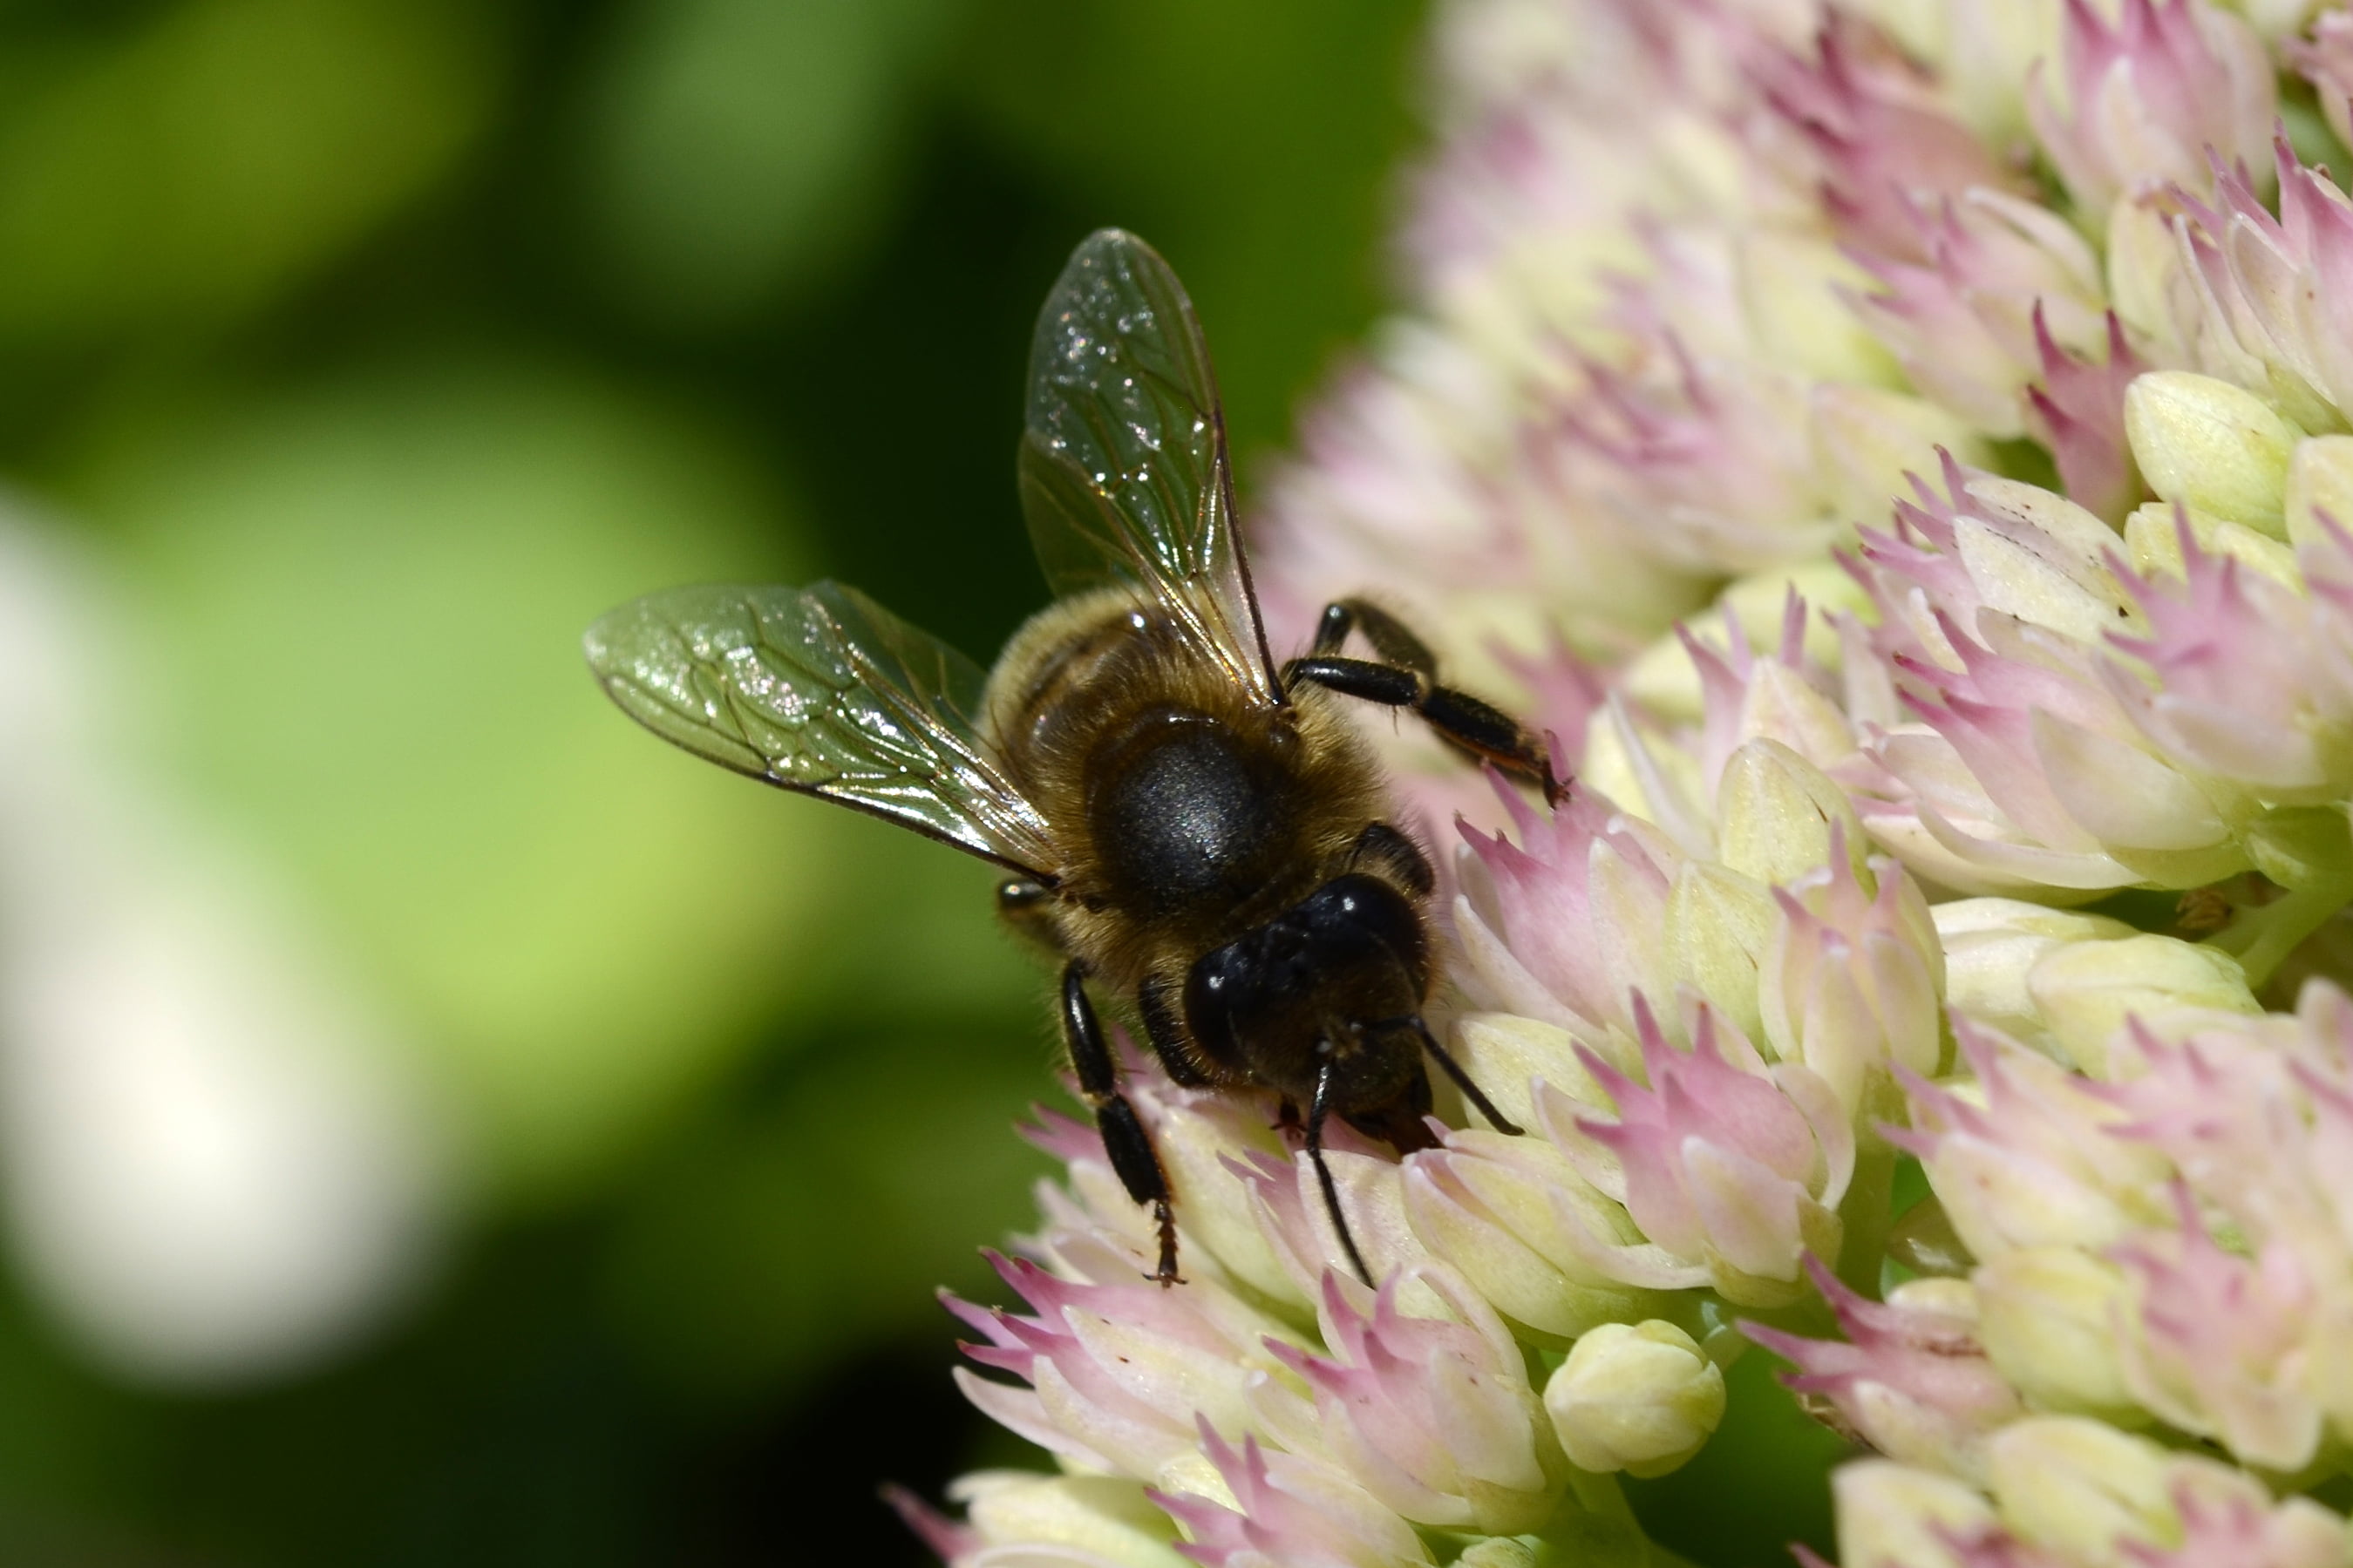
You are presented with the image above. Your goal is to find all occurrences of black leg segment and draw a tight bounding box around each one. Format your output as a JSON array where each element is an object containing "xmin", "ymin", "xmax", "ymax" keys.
[
  {"xmin": 1289, "ymin": 601, "xmax": 1562, "ymax": 804},
  {"xmin": 1138, "ymin": 976, "xmax": 1213, "ymax": 1087},
  {"xmin": 1312, "ymin": 597, "xmax": 1439, "ymax": 676},
  {"xmin": 1285, "ymin": 655, "xmax": 1418, "ymax": 707},
  {"xmin": 1061, "ymin": 962, "xmax": 1181, "ymax": 1285},
  {"xmin": 1349, "ymin": 820, "xmax": 1435, "ymax": 896}
]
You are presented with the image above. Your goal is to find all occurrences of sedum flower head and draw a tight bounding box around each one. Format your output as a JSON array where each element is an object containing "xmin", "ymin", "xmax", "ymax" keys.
[{"xmin": 909, "ymin": 0, "xmax": 2353, "ymax": 1564}]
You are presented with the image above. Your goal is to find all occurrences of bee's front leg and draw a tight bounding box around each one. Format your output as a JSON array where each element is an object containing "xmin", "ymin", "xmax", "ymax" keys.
[
  {"xmin": 1060, "ymin": 962, "xmax": 1181, "ymax": 1286},
  {"xmin": 1288, "ymin": 598, "xmax": 1562, "ymax": 804}
]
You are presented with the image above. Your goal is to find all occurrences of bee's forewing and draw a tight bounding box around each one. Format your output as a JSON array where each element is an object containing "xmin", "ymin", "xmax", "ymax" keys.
[
  {"xmin": 584, "ymin": 581, "xmax": 1061, "ymax": 879},
  {"xmin": 1019, "ymin": 228, "xmax": 1282, "ymax": 707}
]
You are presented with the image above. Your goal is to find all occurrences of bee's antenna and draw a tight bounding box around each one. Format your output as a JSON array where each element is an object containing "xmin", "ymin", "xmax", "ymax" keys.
[
  {"xmin": 1308, "ymin": 1062, "xmax": 1376, "ymax": 1287},
  {"xmin": 1412, "ymin": 1019, "xmax": 1525, "ymax": 1137}
]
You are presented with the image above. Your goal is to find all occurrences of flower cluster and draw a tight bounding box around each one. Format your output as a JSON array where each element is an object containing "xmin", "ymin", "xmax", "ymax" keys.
[{"xmin": 908, "ymin": 0, "xmax": 2353, "ymax": 1564}]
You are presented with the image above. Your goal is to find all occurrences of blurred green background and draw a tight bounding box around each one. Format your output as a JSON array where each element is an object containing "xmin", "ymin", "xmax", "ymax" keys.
[{"xmin": 0, "ymin": 0, "xmax": 1431, "ymax": 1561}]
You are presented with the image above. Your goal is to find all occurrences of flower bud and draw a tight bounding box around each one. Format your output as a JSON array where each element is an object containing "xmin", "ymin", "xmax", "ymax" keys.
[
  {"xmin": 2112, "ymin": 1220, "xmax": 2322, "ymax": 1471},
  {"xmin": 2028, "ymin": 0, "xmax": 2273, "ymax": 216},
  {"xmin": 1159, "ymin": 1428, "xmax": 1433, "ymax": 1568},
  {"xmin": 1252, "ymin": 1270, "xmax": 1565, "ymax": 1536},
  {"xmin": 1899, "ymin": 1023, "xmax": 2171, "ymax": 1260},
  {"xmin": 1551, "ymin": 1001, "xmax": 1852, "ymax": 1305},
  {"xmin": 1760, "ymin": 845, "xmax": 1944, "ymax": 1114},
  {"xmin": 2029, "ymin": 707, "xmax": 2234, "ymax": 854},
  {"xmin": 1402, "ymin": 1131, "xmax": 1665, "ymax": 1342},
  {"xmin": 1972, "ymin": 1246, "xmax": 2136, "ymax": 1419},
  {"xmin": 1984, "ymin": 1416, "xmax": 2173, "ymax": 1562},
  {"xmin": 2105, "ymin": 197, "xmax": 2189, "ymax": 357},
  {"xmin": 1543, "ymin": 1320, "xmax": 1725, "ymax": 1478},
  {"xmin": 1621, "ymin": 561, "xmax": 1861, "ymax": 723},
  {"xmin": 2285, "ymin": 432, "xmax": 2353, "ymax": 552},
  {"xmin": 1739, "ymin": 230, "xmax": 1896, "ymax": 386},
  {"xmin": 2026, "ymin": 934, "xmax": 2261, "ymax": 1077},
  {"xmin": 1934, "ymin": 899, "xmax": 2136, "ymax": 1062},
  {"xmin": 1739, "ymin": 658, "xmax": 1861, "ymax": 772},
  {"xmin": 1667, "ymin": 860, "xmax": 1774, "ymax": 1044},
  {"xmin": 949, "ymin": 1252, "xmax": 1301, "ymax": 1490},
  {"xmin": 2124, "ymin": 371, "xmax": 2301, "ymax": 539},
  {"xmin": 1944, "ymin": 479, "xmax": 2129, "ymax": 643},
  {"xmin": 2123, "ymin": 501, "xmax": 2300, "ymax": 589},
  {"xmin": 1746, "ymin": 1266, "xmax": 2018, "ymax": 1483},
  {"xmin": 1717, "ymin": 738, "xmax": 1866, "ymax": 888},
  {"xmin": 1812, "ymin": 383, "xmax": 1988, "ymax": 526},
  {"xmin": 1833, "ymin": 1459, "xmax": 1998, "ymax": 1568},
  {"xmin": 1445, "ymin": 1013, "xmax": 1600, "ymax": 1137},
  {"xmin": 954, "ymin": 1472, "xmax": 1190, "ymax": 1568}
]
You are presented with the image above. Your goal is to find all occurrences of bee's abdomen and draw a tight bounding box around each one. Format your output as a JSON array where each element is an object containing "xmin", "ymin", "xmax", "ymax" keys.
[{"xmin": 1087, "ymin": 707, "xmax": 1295, "ymax": 916}]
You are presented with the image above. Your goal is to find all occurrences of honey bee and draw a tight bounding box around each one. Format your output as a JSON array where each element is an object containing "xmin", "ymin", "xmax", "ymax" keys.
[{"xmin": 585, "ymin": 230, "xmax": 1555, "ymax": 1286}]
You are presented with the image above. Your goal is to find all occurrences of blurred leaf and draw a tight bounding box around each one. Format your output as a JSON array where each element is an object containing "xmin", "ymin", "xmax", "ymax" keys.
[
  {"xmin": 0, "ymin": 0, "xmax": 497, "ymax": 344},
  {"xmin": 602, "ymin": 1014, "xmax": 1050, "ymax": 1394},
  {"xmin": 577, "ymin": 0, "xmax": 963, "ymax": 329},
  {"xmin": 87, "ymin": 357, "xmax": 835, "ymax": 1202},
  {"xmin": 949, "ymin": 0, "xmax": 1424, "ymax": 461},
  {"xmin": 779, "ymin": 811, "xmax": 1041, "ymax": 1026}
]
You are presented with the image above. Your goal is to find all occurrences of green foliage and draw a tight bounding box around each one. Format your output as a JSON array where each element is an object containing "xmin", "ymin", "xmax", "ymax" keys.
[{"xmin": 96, "ymin": 359, "xmax": 824, "ymax": 1198}]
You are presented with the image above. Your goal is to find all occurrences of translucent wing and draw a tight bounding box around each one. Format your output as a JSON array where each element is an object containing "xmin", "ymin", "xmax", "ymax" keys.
[
  {"xmin": 1021, "ymin": 228, "xmax": 1282, "ymax": 707},
  {"xmin": 584, "ymin": 581, "xmax": 1060, "ymax": 879}
]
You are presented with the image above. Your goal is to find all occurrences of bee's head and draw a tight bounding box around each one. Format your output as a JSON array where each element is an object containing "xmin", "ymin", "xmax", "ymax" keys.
[{"xmin": 1183, "ymin": 872, "xmax": 1436, "ymax": 1127}]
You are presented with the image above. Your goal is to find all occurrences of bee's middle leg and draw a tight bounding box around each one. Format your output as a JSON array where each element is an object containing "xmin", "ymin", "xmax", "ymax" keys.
[
  {"xmin": 1288, "ymin": 600, "xmax": 1562, "ymax": 804},
  {"xmin": 1061, "ymin": 961, "xmax": 1181, "ymax": 1286}
]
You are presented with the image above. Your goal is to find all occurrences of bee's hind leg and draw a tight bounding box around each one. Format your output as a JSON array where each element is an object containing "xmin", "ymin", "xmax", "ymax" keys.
[
  {"xmin": 1061, "ymin": 962, "xmax": 1181, "ymax": 1286},
  {"xmin": 1287, "ymin": 598, "xmax": 1562, "ymax": 804}
]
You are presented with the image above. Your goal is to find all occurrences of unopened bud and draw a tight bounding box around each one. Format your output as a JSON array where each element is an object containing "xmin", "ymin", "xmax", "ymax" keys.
[
  {"xmin": 1543, "ymin": 1320, "xmax": 1726, "ymax": 1478},
  {"xmin": 1403, "ymin": 1131, "xmax": 1666, "ymax": 1341},
  {"xmin": 1740, "ymin": 232, "xmax": 1897, "ymax": 385},
  {"xmin": 2026, "ymin": 934, "xmax": 2261, "ymax": 1076},
  {"xmin": 956, "ymin": 1472, "xmax": 1191, "ymax": 1568},
  {"xmin": 1949, "ymin": 490, "xmax": 2125, "ymax": 643},
  {"xmin": 1717, "ymin": 738, "xmax": 1867, "ymax": 887},
  {"xmin": 1984, "ymin": 1416, "xmax": 2173, "ymax": 1561},
  {"xmin": 1668, "ymin": 861, "xmax": 1774, "ymax": 1043},
  {"xmin": 1446, "ymin": 1014, "xmax": 1602, "ymax": 1134},
  {"xmin": 1739, "ymin": 659, "xmax": 1860, "ymax": 770},
  {"xmin": 2123, "ymin": 501, "xmax": 2301, "ymax": 588},
  {"xmin": 1935, "ymin": 899, "xmax": 2135, "ymax": 1062},
  {"xmin": 1814, "ymin": 383, "xmax": 1987, "ymax": 526},
  {"xmin": 2286, "ymin": 433, "xmax": 2353, "ymax": 552},
  {"xmin": 1833, "ymin": 1459, "xmax": 1998, "ymax": 1568},
  {"xmin": 2124, "ymin": 371, "xmax": 2301, "ymax": 538},
  {"xmin": 1973, "ymin": 1246, "xmax": 2136, "ymax": 1419},
  {"xmin": 2105, "ymin": 199, "xmax": 2185, "ymax": 355}
]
